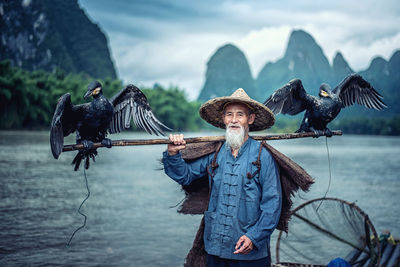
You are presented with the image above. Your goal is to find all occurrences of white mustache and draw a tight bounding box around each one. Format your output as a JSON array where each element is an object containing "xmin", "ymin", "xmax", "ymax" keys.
[{"xmin": 228, "ymin": 123, "xmax": 241, "ymax": 128}]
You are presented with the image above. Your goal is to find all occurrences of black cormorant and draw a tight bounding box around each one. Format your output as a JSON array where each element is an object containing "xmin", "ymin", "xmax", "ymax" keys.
[
  {"xmin": 264, "ymin": 74, "xmax": 387, "ymax": 136},
  {"xmin": 50, "ymin": 81, "xmax": 171, "ymax": 170}
]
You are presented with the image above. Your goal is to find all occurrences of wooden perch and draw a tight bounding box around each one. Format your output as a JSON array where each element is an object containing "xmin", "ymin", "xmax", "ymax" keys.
[{"xmin": 62, "ymin": 130, "xmax": 342, "ymax": 152}]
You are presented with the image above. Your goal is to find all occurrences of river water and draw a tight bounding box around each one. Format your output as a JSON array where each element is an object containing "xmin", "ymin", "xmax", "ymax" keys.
[{"xmin": 0, "ymin": 131, "xmax": 399, "ymax": 266}]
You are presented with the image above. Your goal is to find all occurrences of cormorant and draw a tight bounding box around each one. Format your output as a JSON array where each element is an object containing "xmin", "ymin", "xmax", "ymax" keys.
[
  {"xmin": 50, "ymin": 81, "xmax": 171, "ymax": 170},
  {"xmin": 264, "ymin": 74, "xmax": 387, "ymax": 136}
]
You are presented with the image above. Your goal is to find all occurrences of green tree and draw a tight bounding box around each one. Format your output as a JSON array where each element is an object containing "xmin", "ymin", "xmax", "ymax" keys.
[{"xmin": 143, "ymin": 85, "xmax": 206, "ymax": 131}]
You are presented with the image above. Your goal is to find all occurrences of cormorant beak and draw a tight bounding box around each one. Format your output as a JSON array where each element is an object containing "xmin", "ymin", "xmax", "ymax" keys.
[
  {"xmin": 320, "ymin": 90, "xmax": 329, "ymax": 98},
  {"xmin": 84, "ymin": 90, "xmax": 92, "ymax": 99},
  {"xmin": 84, "ymin": 87, "xmax": 101, "ymax": 99}
]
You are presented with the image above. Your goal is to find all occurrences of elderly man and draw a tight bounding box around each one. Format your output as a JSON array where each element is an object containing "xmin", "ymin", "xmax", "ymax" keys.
[{"xmin": 163, "ymin": 89, "xmax": 282, "ymax": 267}]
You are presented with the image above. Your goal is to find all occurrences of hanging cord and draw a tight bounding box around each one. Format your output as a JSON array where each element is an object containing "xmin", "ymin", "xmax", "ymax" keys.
[
  {"xmin": 316, "ymin": 137, "xmax": 332, "ymax": 212},
  {"xmin": 169, "ymin": 196, "xmax": 185, "ymax": 209},
  {"xmin": 67, "ymin": 167, "xmax": 90, "ymax": 246}
]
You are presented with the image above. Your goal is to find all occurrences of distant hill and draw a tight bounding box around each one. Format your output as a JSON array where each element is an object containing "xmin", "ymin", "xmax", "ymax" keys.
[
  {"xmin": 0, "ymin": 0, "xmax": 116, "ymax": 79},
  {"xmin": 198, "ymin": 29, "xmax": 399, "ymax": 118},
  {"xmin": 358, "ymin": 51, "xmax": 400, "ymax": 116},
  {"xmin": 257, "ymin": 30, "xmax": 333, "ymax": 98},
  {"xmin": 332, "ymin": 52, "xmax": 354, "ymax": 84},
  {"xmin": 198, "ymin": 44, "xmax": 258, "ymax": 101}
]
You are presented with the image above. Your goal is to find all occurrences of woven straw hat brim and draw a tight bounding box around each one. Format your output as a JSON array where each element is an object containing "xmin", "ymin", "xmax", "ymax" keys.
[{"xmin": 199, "ymin": 93, "xmax": 275, "ymax": 131}]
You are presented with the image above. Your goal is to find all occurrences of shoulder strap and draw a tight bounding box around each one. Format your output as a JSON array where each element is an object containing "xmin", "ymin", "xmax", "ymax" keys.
[
  {"xmin": 206, "ymin": 142, "xmax": 223, "ymax": 201},
  {"xmin": 247, "ymin": 141, "xmax": 265, "ymax": 179},
  {"xmin": 206, "ymin": 142, "xmax": 223, "ymax": 180}
]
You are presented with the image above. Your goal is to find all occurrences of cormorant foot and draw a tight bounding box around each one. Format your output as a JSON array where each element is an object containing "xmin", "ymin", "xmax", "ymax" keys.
[
  {"xmin": 311, "ymin": 129, "xmax": 321, "ymax": 138},
  {"xmin": 82, "ymin": 140, "xmax": 94, "ymax": 151},
  {"xmin": 101, "ymin": 138, "xmax": 112, "ymax": 148},
  {"xmin": 324, "ymin": 128, "xmax": 333, "ymax": 137}
]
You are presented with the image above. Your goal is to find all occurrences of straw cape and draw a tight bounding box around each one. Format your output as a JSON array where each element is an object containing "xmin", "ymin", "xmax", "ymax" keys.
[
  {"xmin": 174, "ymin": 141, "xmax": 315, "ymax": 267},
  {"xmin": 199, "ymin": 88, "xmax": 275, "ymax": 131}
]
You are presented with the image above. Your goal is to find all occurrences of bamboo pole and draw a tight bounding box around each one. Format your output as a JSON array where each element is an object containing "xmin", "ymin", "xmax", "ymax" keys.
[{"xmin": 62, "ymin": 130, "xmax": 342, "ymax": 152}]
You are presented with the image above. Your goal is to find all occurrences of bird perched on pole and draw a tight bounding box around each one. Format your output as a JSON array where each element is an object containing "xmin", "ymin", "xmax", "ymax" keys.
[
  {"xmin": 50, "ymin": 81, "xmax": 171, "ymax": 170},
  {"xmin": 263, "ymin": 74, "xmax": 387, "ymax": 136}
]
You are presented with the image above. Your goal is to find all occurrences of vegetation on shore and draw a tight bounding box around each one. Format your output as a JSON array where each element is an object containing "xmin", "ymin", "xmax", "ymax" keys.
[
  {"xmin": 1, "ymin": 60, "xmax": 399, "ymax": 135},
  {"xmin": 0, "ymin": 60, "xmax": 205, "ymax": 131}
]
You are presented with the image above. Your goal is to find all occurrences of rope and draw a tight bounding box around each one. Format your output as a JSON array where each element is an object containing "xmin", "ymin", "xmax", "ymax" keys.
[
  {"xmin": 67, "ymin": 167, "xmax": 90, "ymax": 246},
  {"xmin": 316, "ymin": 137, "xmax": 332, "ymax": 212},
  {"xmin": 169, "ymin": 196, "xmax": 186, "ymax": 209}
]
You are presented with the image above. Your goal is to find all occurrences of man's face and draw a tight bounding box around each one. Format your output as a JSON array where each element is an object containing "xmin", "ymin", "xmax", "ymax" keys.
[{"xmin": 222, "ymin": 103, "xmax": 255, "ymax": 132}]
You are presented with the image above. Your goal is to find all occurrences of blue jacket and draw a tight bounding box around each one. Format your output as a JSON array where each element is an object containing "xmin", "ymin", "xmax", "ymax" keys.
[{"xmin": 163, "ymin": 138, "xmax": 282, "ymax": 260}]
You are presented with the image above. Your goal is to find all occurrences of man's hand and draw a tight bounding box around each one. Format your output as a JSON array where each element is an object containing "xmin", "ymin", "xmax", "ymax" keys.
[
  {"xmin": 167, "ymin": 134, "xmax": 186, "ymax": 156},
  {"xmin": 234, "ymin": 235, "xmax": 253, "ymax": 254}
]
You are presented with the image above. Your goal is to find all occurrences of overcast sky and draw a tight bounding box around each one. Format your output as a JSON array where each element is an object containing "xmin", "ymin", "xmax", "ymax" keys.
[{"xmin": 78, "ymin": 0, "xmax": 400, "ymax": 100}]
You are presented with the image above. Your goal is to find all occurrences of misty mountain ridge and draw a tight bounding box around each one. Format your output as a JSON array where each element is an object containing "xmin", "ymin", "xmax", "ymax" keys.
[
  {"xmin": 0, "ymin": 0, "xmax": 116, "ymax": 79},
  {"xmin": 199, "ymin": 29, "xmax": 399, "ymax": 118},
  {"xmin": 198, "ymin": 44, "xmax": 258, "ymax": 101}
]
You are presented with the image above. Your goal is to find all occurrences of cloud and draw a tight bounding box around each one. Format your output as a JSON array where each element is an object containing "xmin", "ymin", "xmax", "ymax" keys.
[
  {"xmin": 110, "ymin": 32, "xmax": 234, "ymax": 100},
  {"xmin": 295, "ymin": 13, "xmax": 400, "ymax": 70},
  {"xmin": 339, "ymin": 32, "xmax": 400, "ymax": 70},
  {"xmin": 236, "ymin": 26, "xmax": 292, "ymax": 76},
  {"xmin": 79, "ymin": 0, "xmax": 400, "ymax": 99}
]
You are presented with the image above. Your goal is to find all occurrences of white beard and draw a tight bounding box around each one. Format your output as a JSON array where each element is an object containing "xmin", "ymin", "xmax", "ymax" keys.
[{"xmin": 225, "ymin": 123, "xmax": 247, "ymax": 151}]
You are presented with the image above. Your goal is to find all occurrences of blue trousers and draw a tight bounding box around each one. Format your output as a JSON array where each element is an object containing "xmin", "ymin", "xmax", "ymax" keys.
[{"xmin": 206, "ymin": 254, "xmax": 270, "ymax": 267}]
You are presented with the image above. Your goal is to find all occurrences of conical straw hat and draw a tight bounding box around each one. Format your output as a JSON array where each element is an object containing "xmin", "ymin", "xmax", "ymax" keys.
[{"xmin": 199, "ymin": 88, "xmax": 275, "ymax": 131}]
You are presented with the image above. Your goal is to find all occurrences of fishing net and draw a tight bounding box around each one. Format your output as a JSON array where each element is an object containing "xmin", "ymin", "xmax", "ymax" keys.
[{"xmin": 276, "ymin": 198, "xmax": 380, "ymax": 267}]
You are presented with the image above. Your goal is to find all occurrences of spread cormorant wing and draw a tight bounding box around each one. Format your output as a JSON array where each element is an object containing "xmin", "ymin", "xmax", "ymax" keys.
[
  {"xmin": 108, "ymin": 84, "xmax": 172, "ymax": 136},
  {"xmin": 50, "ymin": 93, "xmax": 88, "ymax": 159},
  {"xmin": 332, "ymin": 74, "xmax": 387, "ymax": 110},
  {"xmin": 264, "ymin": 79, "xmax": 313, "ymax": 115}
]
